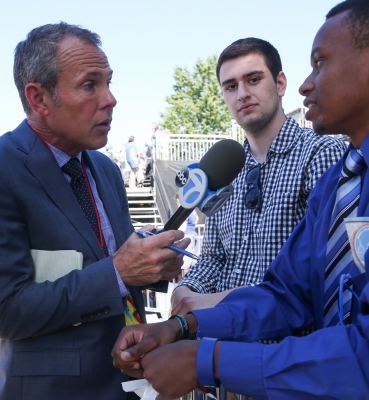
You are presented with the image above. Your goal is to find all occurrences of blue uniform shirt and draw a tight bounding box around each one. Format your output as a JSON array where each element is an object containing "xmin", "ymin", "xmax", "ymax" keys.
[{"xmin": 193, "ymin": 134, "xmax": 369, "ymax": 399}]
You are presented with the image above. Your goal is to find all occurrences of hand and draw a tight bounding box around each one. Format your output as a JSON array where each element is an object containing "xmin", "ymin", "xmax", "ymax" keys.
[
  {"xmin": 171, "ymin": 286, "xmax": 234, "ymax": 315},
  {"xmin": 112, "ymin": 319, "xmax": 182, "ymax": 377},
  {"xmin": 142, "ymin": 341, "xmax": 200, "ymax": 399},
  {"xmin": 113, "ymin": 225, "xmax": 191, "ymax": 286}
]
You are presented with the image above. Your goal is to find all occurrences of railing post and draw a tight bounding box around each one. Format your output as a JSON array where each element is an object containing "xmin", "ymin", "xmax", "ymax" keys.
[{"xmin": 219, "ymin": 385, "xmax": 227, "ymax": 400}]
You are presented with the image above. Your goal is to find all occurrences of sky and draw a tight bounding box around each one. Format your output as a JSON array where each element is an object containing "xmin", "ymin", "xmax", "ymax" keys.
[{"xmin": 1, "ymin": 0, "xmax": 339, "ymax": 151}]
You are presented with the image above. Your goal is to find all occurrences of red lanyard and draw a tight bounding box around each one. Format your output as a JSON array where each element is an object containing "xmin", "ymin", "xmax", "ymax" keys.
[{"xmin": 31, "ymin": 127, "xmax": 107, "ymax": 257}]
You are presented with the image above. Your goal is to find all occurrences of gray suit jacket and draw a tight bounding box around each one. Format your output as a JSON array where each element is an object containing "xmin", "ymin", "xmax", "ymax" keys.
[{"xmin": 0, "ymin": 120, "xmax": 147, "ymax": 399}]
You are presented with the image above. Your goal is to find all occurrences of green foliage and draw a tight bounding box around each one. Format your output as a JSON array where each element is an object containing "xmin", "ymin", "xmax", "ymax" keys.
[{"xmin": 160, "ymin": 55, "xmax": 232, "ymax": 135}]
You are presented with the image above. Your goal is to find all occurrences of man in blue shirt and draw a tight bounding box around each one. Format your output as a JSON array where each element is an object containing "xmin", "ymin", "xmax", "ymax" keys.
[
  {"xmin": 125, "ymin": 135, "xmax": 141, "ymax": 187},
  {"xmin": 112, "ymin": 1, "xmax": 369, "ymax": 398}
]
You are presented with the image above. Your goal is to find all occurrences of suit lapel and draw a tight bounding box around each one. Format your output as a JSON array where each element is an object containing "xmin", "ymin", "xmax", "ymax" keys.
[
  {"xmin": 14, "ymin": 122, "xmax": 104, "ymax": 260},
  {"xmin": 84, "ymin": 151, "xmax": 127, "ymax": 248},
  {"xmin": 84, "ymin": 152, "xmax": 146, "ymax": 321}
]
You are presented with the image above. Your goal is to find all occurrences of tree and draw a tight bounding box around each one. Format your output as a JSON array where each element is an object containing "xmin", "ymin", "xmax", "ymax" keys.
[{"xmin": 160, "ymin": 55, "xmax": 232, "ymax": 135}]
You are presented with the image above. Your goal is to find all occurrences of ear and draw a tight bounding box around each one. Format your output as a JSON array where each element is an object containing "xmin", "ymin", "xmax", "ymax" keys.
[
  {"xmin": 25, "ymin": 83, "xmax": 51, "ymax": 116},
  {"xmin": 276, "ymin": 71, "xmax": 287, "ymax": 98}
]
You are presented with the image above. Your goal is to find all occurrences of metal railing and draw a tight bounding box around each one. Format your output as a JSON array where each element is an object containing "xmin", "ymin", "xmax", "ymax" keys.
[
  {"xmin": 152, "ymin": 108, "xmax": 315, "ymax": 163},
  {"xmin": 155, "ymin": 134, "xmax": 233, "ymax": 161},
  {"xmin": 181, "ymin": 388, "xmax": 253, "ymax": 400}
]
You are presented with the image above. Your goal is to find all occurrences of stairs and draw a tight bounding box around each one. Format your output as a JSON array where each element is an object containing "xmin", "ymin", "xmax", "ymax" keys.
[{"xmin": 126, "ymin": 183, "xmax": 163, "ymax": 230}]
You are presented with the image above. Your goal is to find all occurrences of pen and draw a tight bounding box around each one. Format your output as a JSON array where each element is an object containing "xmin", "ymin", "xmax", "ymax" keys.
[{"xmin": 135, "ymin": 230, "xmax": 199, "ymax": 260}]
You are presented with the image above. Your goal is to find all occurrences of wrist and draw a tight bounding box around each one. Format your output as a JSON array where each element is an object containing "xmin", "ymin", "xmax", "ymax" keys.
[
  {"xmin": 169, "ymin": 315, "xmax": 190, "ymax": 339},
  {"xmin": 167, "ymin": 318, "xmax": 184, "ymax": 341},
  {"xmin": 186, "ymin": 313, "xmax": 199, "ymax": 339},
  {"xmin": 168, "ymin": 313, "xmax": 198, "ymax": 340}
]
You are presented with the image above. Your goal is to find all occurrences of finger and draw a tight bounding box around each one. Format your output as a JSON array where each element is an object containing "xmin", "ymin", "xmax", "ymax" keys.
[
  {"xmin": 171, "ymin": 302, "xmax": 184, "ymax": 316},
  {"xmin": 162, "ymin": 270, "xmax": 182, "ymax": 282},
  {"xmin": 113, "ymin": 356, "xmax": 139, "ymax": 370},
  {"xmin": 148, "ymin": 230, "xmax": 185, "ymax": 248},
  {"xmin": 163, "ymin": 259, "xmax": 183, "ymax": 272},
  {"xmin": 116, "ymin": 357, "xmax": 140, "ymax": 370},
  {"xmin": 122, "ymin": 367, "xmax": 144, "ymax": 379},
  {"xmin": 123, "ymin": 337, "xmax": 160, "ymax": 361},
  {"xmin": 172, "ymin": 298, "xmax": 194, "ymax": 315},
  {"xmin": 156, "ymin": 394, "xmax": 173, "ymax": 400},
  {"xmin": 141, "ymin": 224, "xmax": 155, "ymax": 232},
  {"xmin": 172, "ymin": 237, "xmax": 191, "ymax": 249}
]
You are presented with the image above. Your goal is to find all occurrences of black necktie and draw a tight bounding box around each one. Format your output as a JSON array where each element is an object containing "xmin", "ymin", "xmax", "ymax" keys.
[{"xmin": 62, "ymin": 157, "xmax": 108, "ymax": 257}]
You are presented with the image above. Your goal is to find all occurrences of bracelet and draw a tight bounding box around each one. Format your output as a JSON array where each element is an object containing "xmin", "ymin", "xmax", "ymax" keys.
[
  {"xmin": 196, "ymin": 337, "xmax": 220, "ymax": 387},
  {"xmin": 169, "ymin": 315, "xmax": 190, "ymax": 339}
]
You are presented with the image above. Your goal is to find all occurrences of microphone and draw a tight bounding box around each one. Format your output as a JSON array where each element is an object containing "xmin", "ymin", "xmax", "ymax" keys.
[{"xmin": 160, "ymin": 139, "xmax": 246, "ymax": 232}]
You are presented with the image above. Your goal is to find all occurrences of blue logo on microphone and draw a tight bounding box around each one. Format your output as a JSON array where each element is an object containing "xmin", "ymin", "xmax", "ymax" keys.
[{"xmin": 179, "ymin": 168, "xmax": 208, "ymax": 209}]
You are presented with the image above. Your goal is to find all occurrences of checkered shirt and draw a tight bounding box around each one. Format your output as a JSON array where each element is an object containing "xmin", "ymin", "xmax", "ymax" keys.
[{"xmin": 178, "ymin": 117, "xmax": 347, "ymax": 293}]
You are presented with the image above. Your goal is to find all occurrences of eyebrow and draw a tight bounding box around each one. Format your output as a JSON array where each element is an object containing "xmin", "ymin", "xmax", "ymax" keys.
[
  {"xmin": 310, "ymin": 47, "xmax": 322, "ymax": 59},
  {"xmin": 84, "ymin": 69, "xmax": 113, "ymax": 78},
  {"xmin": 221, "ymin": 70, "xmax": 265, "ymax": 87}
]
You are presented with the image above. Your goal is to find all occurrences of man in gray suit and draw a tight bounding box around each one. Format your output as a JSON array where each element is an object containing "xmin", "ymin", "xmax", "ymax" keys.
[{"xmin": 0, "ymin": 23, "xmax": 187, "ymax": 400}]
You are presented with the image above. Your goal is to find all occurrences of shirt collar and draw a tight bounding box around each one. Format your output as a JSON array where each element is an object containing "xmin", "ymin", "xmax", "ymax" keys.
[
  {"xmin": 47, "ymin": 142, "xmax": 82, "ymax": 168},
  {"xmin": 243, "ymin": 117, "xmax": 303, "ymax": 158},
  {"xmin": 352, "ymin": 133, "xmax": 369, "ymax": 169}
]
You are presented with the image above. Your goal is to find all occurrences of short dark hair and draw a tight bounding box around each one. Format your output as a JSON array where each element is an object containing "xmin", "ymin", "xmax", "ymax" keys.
[
  {"xmin": 14, "ymin": 22, "xmax": 101, "ymax": 114},
  {"xmin": 326, "ymin": 0, "xmax": 369, "ymax": 49},
  {"xmin": 216, "ymin": 38, "xmax": 282, "ymax": 83}
]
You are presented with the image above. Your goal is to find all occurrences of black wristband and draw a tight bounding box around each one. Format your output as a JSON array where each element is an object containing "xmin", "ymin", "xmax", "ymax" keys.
[{"xmin": 169, "ymin": 314, "xmax": 190, "ymax": 339}]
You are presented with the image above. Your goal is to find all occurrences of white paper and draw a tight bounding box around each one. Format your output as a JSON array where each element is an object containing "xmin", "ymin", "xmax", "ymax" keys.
[
  {"xmin": 122, "ymin": 379, "xmax": 158, "ymax": 400},
  {"xmin": 31, "ymin": 249, "xmax": 83, "ymax": 283}
]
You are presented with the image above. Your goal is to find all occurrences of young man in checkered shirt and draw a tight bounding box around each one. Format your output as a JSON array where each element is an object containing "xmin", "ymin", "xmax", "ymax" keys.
[{"xmin": 171, "ymin": 37, "xmax": 347, "ymax": 315}]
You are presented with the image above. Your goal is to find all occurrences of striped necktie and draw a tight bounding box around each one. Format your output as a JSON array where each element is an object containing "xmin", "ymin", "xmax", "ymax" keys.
[{"xmin": 324, "ymin": 149, "xmax": 366, "ymax": 327}]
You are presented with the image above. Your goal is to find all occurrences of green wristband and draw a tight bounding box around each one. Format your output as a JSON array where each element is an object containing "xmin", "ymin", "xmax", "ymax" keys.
[{"xmin": 169, "ymin": 315, "xmax": 190, "ymax": 339}]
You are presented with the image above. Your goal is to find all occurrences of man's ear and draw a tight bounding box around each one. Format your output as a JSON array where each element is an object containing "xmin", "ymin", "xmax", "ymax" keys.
[
  {"xmin": 276, "ymin": 71, "xmax": 287, "ymax": 98},
  {"xmin": 25, "ymin": 83, "xmax": 51, "ymax": 116}
]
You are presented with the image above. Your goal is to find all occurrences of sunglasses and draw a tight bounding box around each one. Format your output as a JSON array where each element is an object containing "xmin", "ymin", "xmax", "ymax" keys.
[{"xmin": 244, "ymin": 164, "xmax": 262, "ymax": 211}]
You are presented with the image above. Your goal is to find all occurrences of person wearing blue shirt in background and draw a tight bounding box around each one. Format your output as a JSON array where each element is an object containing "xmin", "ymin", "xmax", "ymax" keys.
[
  {"xmin": 112, "ymin": 1, "xmax": 369, "ymax": 398},
  {"xmin": 125, "ymin": 135, "xmax": 141, "ymax": 188}
]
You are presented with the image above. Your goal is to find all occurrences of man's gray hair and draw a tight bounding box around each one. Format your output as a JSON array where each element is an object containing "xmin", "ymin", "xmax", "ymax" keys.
[{"xmin": 14, "ymin": 22, "xmax": 102, "ymax": 115}]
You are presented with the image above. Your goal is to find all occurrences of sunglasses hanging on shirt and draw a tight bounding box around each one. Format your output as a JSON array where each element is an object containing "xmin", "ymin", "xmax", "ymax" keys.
[{"xmin": 244, "ymin": 164, "xmax": 262, "ymax": 211}]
